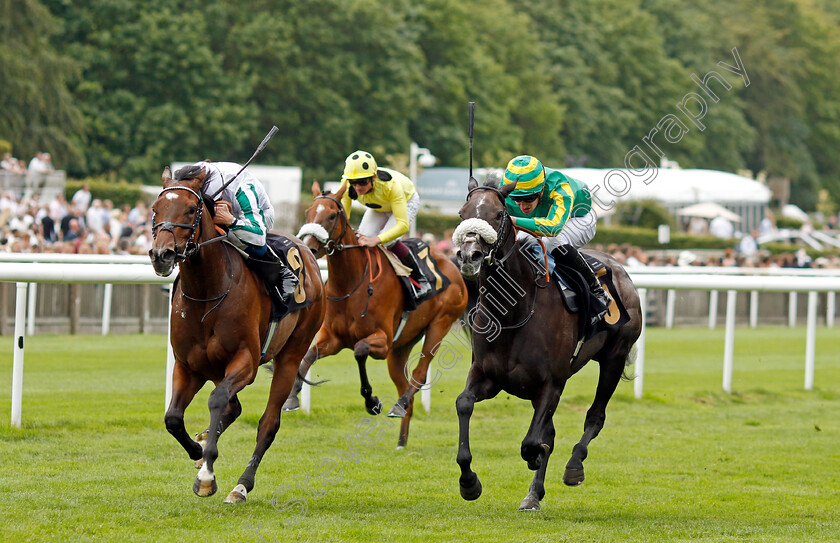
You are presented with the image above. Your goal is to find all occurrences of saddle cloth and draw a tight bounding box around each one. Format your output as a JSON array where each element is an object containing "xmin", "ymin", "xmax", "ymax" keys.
[
  {"xmin": 381, "ymin": 239, "xmax": 450, "ymax": 311},
  {"xmin": 250, "ymin": 234, "xmax": 313, "ymax": 321}
]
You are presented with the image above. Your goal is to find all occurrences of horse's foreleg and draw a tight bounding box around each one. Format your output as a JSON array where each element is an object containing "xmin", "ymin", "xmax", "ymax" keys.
[
  {"xmin": 164, "ymin": 362, "xmax": 205, "ymax": 462},
  {"xmin": 225, "ymin": 348, "xmax": 303, "ymax": 504},
  {"xmin": 194, "ymin": 354, "xmax": 256, "ymax": 498},
  {"xmin": 194, "ymin": 394, "xmax": 242, "ymax": 468},
  {"xmin": 355, "ymin": 331, "xmax": 389, "ymax": 415},
  {"xmin": 456, "ymin": 366, "xmax": 497, "ymax": 501},
  {"xmin": 520, "ymin": 419, "xmax": 556, "ymax": 512},
  {"xmin": 565, "ymin": 357, "xmax": 624, "ymax": 486}
]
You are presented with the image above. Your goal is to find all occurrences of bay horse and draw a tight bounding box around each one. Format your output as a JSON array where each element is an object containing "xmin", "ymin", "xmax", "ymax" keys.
[
  {"xmin": 283, "ymin": 181, "xmax": 468, "ymax": 448},
  {"xmin": 453, "ymin": 175, "xmax": 642, "ymax": 511},
  {"xmin": 149, "ymin": 168, "xmax": 325, "ymax": 503}
]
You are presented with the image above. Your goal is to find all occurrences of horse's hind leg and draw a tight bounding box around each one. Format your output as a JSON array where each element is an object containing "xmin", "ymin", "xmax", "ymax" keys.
[
  {"xmin": 385, "ymin": 341, "xmax": 416, "ymax": 448},
  {"xmin": 225, "ymin": 345, "xmax": 306, "ymax": 504},
  {"xmin": 519, "ymin": 387, "xmax": 561, "ymax": 511},
  {"xmin": 354, "ymin": 331, "xmax": 389, "ymax": 415},
  {"xmin": 456, "ymin": 365, "xmax": 498, "ymax": 502},
  {"xmin": 282, "ymin": 332, "xmax": 341, "ymax": 412},
  {"xmin": 164, "ymin": 362, "xmax": 206, "ymax": 463},
  {"xmin": 564, "ymin": 357, "xmax": 624, "ymax": 486}
]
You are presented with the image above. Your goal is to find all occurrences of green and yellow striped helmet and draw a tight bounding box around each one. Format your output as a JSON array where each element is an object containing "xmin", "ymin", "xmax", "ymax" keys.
[{"xmin": 503, "ymin": 155, "xmax": 545, "ymax": 198}]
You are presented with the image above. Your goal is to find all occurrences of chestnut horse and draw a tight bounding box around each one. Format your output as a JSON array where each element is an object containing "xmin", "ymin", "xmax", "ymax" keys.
[
  {"xmin": 453, "ymin": 175, "xmax": 642, "ymax": 511},
  {"xmin": 283, "ymin": 181, "xmax": 468, "ymax": 448},
  {"xmin": 149, "ymin": 168, "xmax": 324, "ymax": 503}
]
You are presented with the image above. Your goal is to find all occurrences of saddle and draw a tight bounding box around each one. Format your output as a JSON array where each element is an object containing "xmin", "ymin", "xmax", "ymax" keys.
[
  {"xmin": 523, "ymin": 241, "xmax": 629, "ymax": 340},
  {"xmin": 244, "ymin": 234, "xmax": 313, "ymax": 321},
  {"xmin": 382, "ymin": 239, "xmax": 450, "ymax": 311}
]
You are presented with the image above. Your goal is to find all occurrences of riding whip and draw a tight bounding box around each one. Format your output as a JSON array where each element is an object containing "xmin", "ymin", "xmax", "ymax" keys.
[
  {"xmin": 468, "ymin": 102, "xmax": 476, "ymax": 186},
  {"xmin": 209, "ymin": 125, "xmax": 279, "ymax": 199}
]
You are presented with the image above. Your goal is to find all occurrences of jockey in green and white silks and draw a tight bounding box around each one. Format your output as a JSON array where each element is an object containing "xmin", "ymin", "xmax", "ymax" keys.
[
  {"xmin": 502, "ymin": 155, "xmax": 610, "ymax": 324},
  {"xmin": 186, "ymin": 161, "xmax": 274, "ymax": 254},
  {"xmin": 175, "ymin": 161, "xmax": 298, "ymax": 305}
]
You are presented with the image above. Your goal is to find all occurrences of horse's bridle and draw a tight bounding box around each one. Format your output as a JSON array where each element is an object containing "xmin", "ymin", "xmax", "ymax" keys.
[
  {"xmin": 464, "ymin": 186, "xmax": 515, "ymax": 266},
  {"xmin": 151, "ymin": 186, "xmax": 205, "ymax": 260},
  {"xmin": 312, "ymin": 193, "xmax": 366, "ymax": 256}
]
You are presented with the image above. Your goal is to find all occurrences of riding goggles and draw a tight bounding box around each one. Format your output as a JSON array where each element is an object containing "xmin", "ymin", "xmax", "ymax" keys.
[
  {"xmin": 348, "ymin": 177, "xmax": 373, "ymax": 187},
  {"xmin": 510, "ymin": 192, "xmax": 540, "ymax": 203}
]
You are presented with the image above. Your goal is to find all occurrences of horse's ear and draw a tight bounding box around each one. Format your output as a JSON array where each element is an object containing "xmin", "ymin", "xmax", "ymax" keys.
[
  {"xmin": 468, "ymin": 176, "xmax": 478, "ymax": 192},
  {"xmin": 499, "ymin": 179, "xmax": 517, "ymax": 198},
  {"xmin": 162, "ymin": 167, "xmax": 175, "ymax": 187},
  {"xmin": 334, "ymin": 180, "xmax": 348, "ymax": 200},
  {"xmin": 312, "ymin": 179, "xmax": 322, "ymax": 197}
]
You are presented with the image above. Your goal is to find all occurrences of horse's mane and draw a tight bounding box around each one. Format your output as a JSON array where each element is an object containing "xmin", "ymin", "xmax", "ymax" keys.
[{"xmin": 171, "ymin": 164, "xmax": 215, "ymax": 217}]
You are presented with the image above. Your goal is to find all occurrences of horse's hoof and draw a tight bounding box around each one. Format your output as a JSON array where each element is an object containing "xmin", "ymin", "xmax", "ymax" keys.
[
  {"xmin": 563, "ymin": 467, "xmax": 585, "ymax": 486},
  {"xmin": 365, "ymin": 396, "xmax": 381, "ymax": 416},
  {"xmin": 193, "ymin": 431, "xmax": 209, "ymax": 468},
  {"xmin": 224, "ymin": 484, "xmax": 248, "ymax": 504},
  {"xmin": 193, "ymin": 476, "xmax": 218, "ymax": 497},
  {"xmin": 459, "ymin": 474, "xmax": 483, "ymax": 501},
  {"xmin": 518, "ymin": 494, "xmax": 541, "ymax": 511},
  {"xmin": 194, "ymin": 458, "xmax": 204, "ymax": 469},
  {"xmin": 386, "ymin": 404, "xmax": 407, "ymax": 418},
  {"xmin": 282, "ymin": 396, "xmax": 300, "ymax": 412}
]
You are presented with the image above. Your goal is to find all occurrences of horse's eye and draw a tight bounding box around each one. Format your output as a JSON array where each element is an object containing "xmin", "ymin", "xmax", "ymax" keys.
[
  {"xmin": 189, "ymin": 206, "xmax": 198, "ymax": 215},
  {"xmin": 496, "ymin": 211, "xmax": 504, "ymax": 220},
  {"xmin": 328, "ymin": 212, "xmax": 337, "ymax": 221}
]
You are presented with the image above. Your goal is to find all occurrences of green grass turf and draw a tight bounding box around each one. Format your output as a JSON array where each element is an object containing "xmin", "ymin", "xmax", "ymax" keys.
[{"xmin": 0, "ymin": 326, "xmax": 838, "ymax": 542}]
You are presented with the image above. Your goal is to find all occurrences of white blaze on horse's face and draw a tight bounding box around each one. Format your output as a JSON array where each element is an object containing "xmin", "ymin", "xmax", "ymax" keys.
[{"xmin": 165, "ymin": 192, "xmax": 179, "ymax": 201}]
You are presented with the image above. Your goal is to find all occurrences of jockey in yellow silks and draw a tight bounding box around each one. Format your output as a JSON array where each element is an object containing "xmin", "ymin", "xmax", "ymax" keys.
[{"xmin": 339, "ymin": 150, "xmax": 430, "ymax": 297}]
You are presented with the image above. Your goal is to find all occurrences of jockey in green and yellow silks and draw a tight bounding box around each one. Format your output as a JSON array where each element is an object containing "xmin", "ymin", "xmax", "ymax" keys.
[
  {"xmin": 339, "ymin": 150, "xmax": 430, "ymax": 298},
  {"xmin": 502, "ymin": 155, "xmax": 610, "ymax": 324}
]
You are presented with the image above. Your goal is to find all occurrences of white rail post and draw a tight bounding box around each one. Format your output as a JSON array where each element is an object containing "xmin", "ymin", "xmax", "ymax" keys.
[
  {"xmin": 665, "ymin": 289, "xmax": 676, "ymax": 329},
  {"xmin": 805, "ymin": 291, "xmax": 817, "ymax": 390},
  {"xmin": 301, "ymin": 369, "xmax": 312, "ymax": 414},
  {"xmin": 723, "ymin": 289, "xmax": 737, "ymax": 393},
  {"xmin": 749, "ymin": 290, "xmax": 759, "ymax": 328},
  {"xmin": 11, "ymin": 282, "xmax": 28, "ymax": 428},
  {"xmin": 827, "ymin": 291, "xmax": 835, "ymax": 328},
  {"xmin": 421, "ymin": 367, "xmax": 431, "ymax": 413},
  {"xmin": 634, "ymin": 288, "xmax": 647, "ymax": 399},
  {"xmin": 708, "ymin": 290, "xmax": 718, "ymax": 329},
  {"xmin": 788, "ymin": 291, "xmax": 797, "ymax": 327},
  {"xmin": 101, "ymin": 283, "xmax": 113, "ymax": 336},
  {"xmin": 26, "ymin": 282, "xmax": 37, "ymax": 336}
]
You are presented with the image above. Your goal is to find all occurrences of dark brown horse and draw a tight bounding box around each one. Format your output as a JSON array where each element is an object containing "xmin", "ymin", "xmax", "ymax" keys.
[
  {"xmin": 453, "ymin": 175, "xmax": 642, "ymax": 511},
  {"xmin": 283, "ymin": 181, "xmax": 468, "ymax": 448},
  {"xmin": 149, "ymin": 168, "xmax": 324, "ymax": 503}
]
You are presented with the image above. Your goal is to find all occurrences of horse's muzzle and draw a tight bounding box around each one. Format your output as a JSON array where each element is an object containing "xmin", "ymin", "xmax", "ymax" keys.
[
  {"xmin": 149, "ymin": 247, "xmax": 177, "ymax": 277},
  {"xmin": 456, "ymin": 243, "xmax": 483, "ymax": 279}
]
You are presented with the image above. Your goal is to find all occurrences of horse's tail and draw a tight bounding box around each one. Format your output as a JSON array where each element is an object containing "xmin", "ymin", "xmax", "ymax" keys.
[
  {"xmin": 621, "ymin": 343, "xmax": 638, "ymax": 381},
  {"xmin": 262, "ymin": 362, "xmax": 328, "ymax": 386}
]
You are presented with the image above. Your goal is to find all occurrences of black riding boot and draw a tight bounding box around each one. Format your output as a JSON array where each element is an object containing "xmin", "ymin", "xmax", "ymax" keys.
[
  {"xmin": 247, "ymin": 250, "xmax": 299, "ymax": 310},
  {"xmin": 399, "ymin": 251, "xmax": 432, "ymax": 299},
  {"xmin": 560, "ymin": 245, "xmax": 611, "ymax": 325}
]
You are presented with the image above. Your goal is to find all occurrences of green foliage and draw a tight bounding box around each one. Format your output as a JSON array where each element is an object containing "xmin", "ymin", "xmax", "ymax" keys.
[
  {"xmin": 613, "ymin": 199, "xmax": 675, "ymax": 229},
  {"xmin": 64, "ymin": 179, "xmax": 148, "ymax": 208},
  {"xmin": 0, "ymin": 139, "xmax": 11, "ymax": 154},
  {"xmin": 774, "ymin": 216, "xmax": 804, "ymax": 229},
  {"xmin": 594, "ymin": 225, "xmax": 733, "ymax": 249}
]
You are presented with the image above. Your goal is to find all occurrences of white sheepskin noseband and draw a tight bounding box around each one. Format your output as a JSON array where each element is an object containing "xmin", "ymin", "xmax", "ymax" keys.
[
  {"xmin": 452, "ymin": 218, "xmax": 498, "ymax": 246},
  {"xmin": 297, "ymin": 222, "xmax": 329, "ymax": 244}
]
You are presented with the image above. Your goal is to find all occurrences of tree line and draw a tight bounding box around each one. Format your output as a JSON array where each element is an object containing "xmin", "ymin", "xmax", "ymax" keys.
[{"xmin": 2, "ymin": 0, "xmax": 839, "ymax": 209}]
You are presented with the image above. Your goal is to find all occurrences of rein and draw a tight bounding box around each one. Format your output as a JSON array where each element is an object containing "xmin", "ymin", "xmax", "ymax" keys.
[
  {"xmin": 315, "ymin": 194, "xmax": 384, "ymax": 317},
  {"xmin": 152, "ymin": 185, "xmax": 233, "ymax": 321},
  {"xmin": 463, "ymin": 186, "xmax": 545, "ymax": 333}
]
